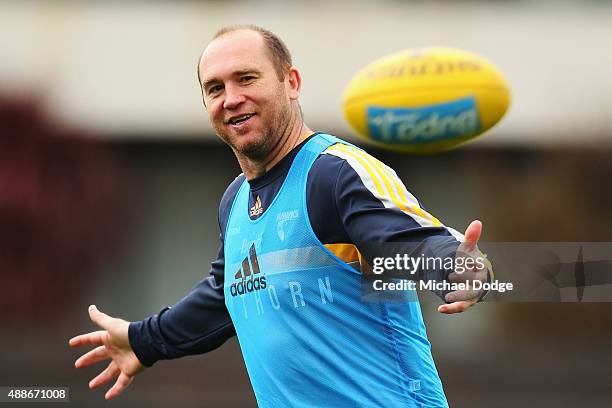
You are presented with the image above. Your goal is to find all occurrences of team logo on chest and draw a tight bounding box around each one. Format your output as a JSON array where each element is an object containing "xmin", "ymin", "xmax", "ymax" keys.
[
  {"xmin": 276, "ymin": 209, "xmax": 299, "ymax": 241},
  {"xmin": 230, "ymin": 243, "xmax": 267, "ymax": 297}
]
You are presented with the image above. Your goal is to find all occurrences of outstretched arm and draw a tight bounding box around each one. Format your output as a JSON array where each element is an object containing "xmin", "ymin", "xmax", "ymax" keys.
[
  {"xmin": 69, "ymin": 305, "xmax": 145, "ymax": 400},
  {"xmin": 69, "ymin": 242, "xmax": 235, "ymax": 400},
  {"xmin": 69, "ymin": 176, "xmax": 244, "ymax": 399},
  {"xmin": 127, "ymin": 245, "xmax": 235, "ymax": 366},
  {"xmin": 317, "ymin": 144, "xmax": 490, "ymax": 314}
]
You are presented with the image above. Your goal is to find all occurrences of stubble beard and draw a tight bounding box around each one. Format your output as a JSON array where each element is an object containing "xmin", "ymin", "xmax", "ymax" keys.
[
  {"xmin": 220, "ymin": 99, "xmax": 291, "ymax": 162},
  {"xmin": 244, "ymin": 103, "xmax": 290, "ymax": 160}
]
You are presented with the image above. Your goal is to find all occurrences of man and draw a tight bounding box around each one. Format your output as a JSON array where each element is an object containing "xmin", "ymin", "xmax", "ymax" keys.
[{"xmin": 70, "ymin": 25, "xmax": 488, "ymax": 407}]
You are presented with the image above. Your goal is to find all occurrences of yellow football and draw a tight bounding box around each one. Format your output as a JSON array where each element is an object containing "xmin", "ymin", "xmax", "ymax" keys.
[{"xmin": 342, "ymin": 48, "xmax": 511, "ymax": 154}]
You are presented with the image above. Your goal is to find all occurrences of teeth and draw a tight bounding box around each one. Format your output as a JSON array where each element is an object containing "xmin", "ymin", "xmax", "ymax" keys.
[{"xmin": 231, "ymin": 114, "xmax": 253, "ymax": 125}]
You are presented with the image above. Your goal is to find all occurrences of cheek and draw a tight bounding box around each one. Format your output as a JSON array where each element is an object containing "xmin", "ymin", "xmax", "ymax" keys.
[
  {"xmin": 260, "ymin": 90, "xmax": 288, "ymax": 116},
  {"xmin": 208, "ymin": 103, "xmax": 224, "ymax": 123}
]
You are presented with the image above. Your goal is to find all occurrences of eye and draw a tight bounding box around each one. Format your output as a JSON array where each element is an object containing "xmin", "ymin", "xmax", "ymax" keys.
[
  {"xmin": 207, "ymin": 84, "xmax": 223, "ymax": 96},
  {"xmin": 240, "ymin": 75, "xmax": 255, "ymax": 83}
]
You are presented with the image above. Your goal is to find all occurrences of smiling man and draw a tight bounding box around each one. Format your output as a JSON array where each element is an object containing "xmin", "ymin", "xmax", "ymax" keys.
[
  {"xmin": 199, "ymin": 27, "xmax": 312, "ymax": 177},
  {"xmin": 70, "ymin": 25, "xmax": 489, "ymax": 407}
]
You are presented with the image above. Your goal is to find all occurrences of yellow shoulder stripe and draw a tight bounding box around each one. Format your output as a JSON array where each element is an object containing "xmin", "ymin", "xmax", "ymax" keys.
[{"xmin": 326, "ymin": 144, "xmax": 442, "ymax": 227}]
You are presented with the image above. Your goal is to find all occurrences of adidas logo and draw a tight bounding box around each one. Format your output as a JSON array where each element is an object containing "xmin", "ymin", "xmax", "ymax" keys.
[
  {"xmin": 249, "ymin": 195, "xmax": 264, "ymax": 217},
  {"xmin": 230, "ymin": 243, "xmax": 267, "ymax": 297}
]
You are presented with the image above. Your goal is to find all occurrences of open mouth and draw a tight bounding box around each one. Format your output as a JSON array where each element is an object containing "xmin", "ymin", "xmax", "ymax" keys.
[{"xmin": 228, "ymin": 113, "xmax": 255, "ymax": 125}]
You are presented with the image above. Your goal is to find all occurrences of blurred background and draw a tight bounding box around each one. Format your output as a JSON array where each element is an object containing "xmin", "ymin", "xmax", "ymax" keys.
[{"xmin": 1, "ymin": 0, "xmax": 611, "ymax": 407}]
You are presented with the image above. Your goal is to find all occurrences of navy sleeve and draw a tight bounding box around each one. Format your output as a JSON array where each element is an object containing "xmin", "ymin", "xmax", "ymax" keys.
[
  {"xmin": 307, "ymin": 150, "xmax": 462, "ymax": 300},
  {"xmin": 128, "ymin": 174, "xmax": 245, "ymax": 367},
  {"xmin": 337, "ymin": 158, "xmax": 460, "ymax": 282},
  {"xmin": 334, "ymin": 158, "xmax": 460, "ymax": 262}
]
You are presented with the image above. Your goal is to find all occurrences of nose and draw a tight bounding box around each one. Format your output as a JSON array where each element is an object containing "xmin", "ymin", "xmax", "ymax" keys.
[{"xmin": 223, "ymin": 84, "xmax": 246, "ymax": 110}]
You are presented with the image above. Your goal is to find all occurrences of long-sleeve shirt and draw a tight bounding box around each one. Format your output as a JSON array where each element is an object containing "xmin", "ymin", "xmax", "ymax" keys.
[{"xmin": 128, "ymin": 133, "xmax": 464, "ymax": 367}]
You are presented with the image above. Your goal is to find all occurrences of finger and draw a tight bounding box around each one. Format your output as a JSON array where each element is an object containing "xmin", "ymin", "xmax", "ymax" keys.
[
  {"xmin": 448, "ymin": 268, "xmax": 488, "ymax": 282},
  {"xmin": 459, "ymin": 220, "xmax": 482, "ymax": 252},
  {"xmin": 88, "ymin": 305, "xmax": 114, "ymax": 331},
  {"xmin": 90, "ymin": 361, "xmax": 120, "ymax": 390},
  {"xmin": 448, "ymin": 271, "xmax": 475, "ymax": 282},
  {"xmin": 445, "ymin": 289, "xmax": 483, "ymax": 303},
  {"xmin": 438, "ymin": 300, "xmax": 476, "ymax": 314},
  {"xmin": 69, "ymin": 331, "xmax": 107, "ymax": 348},
  {"xmin": 105, "ymin": 372, "xmax": 134, "ymax": 401},
  {"xmin": 75, "ymin": 345, "xmax": 109, "ymax": 369}
]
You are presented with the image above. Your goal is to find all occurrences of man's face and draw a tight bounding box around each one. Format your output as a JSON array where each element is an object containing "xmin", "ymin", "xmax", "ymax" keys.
[{"xmin": 198, "ymin": 30, "xmax": 292, "ymax": 158}]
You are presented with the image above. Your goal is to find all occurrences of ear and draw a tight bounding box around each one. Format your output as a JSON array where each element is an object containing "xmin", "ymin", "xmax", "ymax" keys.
[{"xmin": 286, "ymin": 67, "xmax": 301, "ymax": 101}]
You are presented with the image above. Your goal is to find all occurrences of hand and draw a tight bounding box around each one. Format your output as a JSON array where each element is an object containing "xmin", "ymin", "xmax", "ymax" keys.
[
  {"xmin": 438, "ymin": 220, "xmax": 489, "ymax": 314},
  {"xmin": 69, "ymin": 305, "xmax": 145, "ymax": 400}
]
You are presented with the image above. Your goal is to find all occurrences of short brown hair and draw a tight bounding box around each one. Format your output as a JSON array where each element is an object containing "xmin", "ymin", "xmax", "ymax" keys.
[{"xmin": 197, "ymin": 25, "xmax": 293, "ymax": 88}]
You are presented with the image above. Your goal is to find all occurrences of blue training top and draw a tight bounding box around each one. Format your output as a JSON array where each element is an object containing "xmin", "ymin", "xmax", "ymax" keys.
[
  {"xmin": 127, "ymin": 132, "xmax": 482, "ymax": 406},
  {"xmin": 223, "ymin": 134, "xmax": 448, "ymax": 407}
]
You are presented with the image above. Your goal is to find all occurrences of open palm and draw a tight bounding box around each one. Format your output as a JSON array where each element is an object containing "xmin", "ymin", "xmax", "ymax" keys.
[{"xmin": 69, "ymin": 305, "xmax": 145, "ymax": 400}]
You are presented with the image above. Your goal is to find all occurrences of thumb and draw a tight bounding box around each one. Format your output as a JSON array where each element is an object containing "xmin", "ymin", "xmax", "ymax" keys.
[
  {"xmin": 461, "ymin": 220, "xmax": 482, "ymax": 252},
  {"xmin": 88, "ymin": 305, "xmax": 113, "ymax": 330}
]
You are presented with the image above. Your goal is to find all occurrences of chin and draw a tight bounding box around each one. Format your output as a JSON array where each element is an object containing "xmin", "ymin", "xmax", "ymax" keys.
[{"xmin": 236, "ymin": 133, "xmax": 271, "ymax": 159}]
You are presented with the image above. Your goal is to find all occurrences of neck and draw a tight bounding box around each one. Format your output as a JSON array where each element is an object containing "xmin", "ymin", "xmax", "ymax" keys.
[{"xmin": 236, "ymin": 110, "xmax": 313, "ymax": 180}]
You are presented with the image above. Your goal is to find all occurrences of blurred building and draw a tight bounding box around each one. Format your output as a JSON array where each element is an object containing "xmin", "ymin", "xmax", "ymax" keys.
[{"xmin": 1, "ymin": 1, "xmax": 611, "ymax": 407}]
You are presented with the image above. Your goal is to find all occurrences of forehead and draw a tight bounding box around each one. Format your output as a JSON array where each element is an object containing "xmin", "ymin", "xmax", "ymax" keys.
[{"xmin": 199, "ymin": 30, "xmax": 272, "ymax": 82}]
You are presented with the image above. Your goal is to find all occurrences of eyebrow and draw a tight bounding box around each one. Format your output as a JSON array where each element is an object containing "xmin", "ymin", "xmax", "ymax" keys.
[
  {"xmin": 201, "ymin": 78, "xmax": 220, "ymax": 92},
  {"xmin": 201, "ymin": 69, "xmax": 261, "ymax": 91}
]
